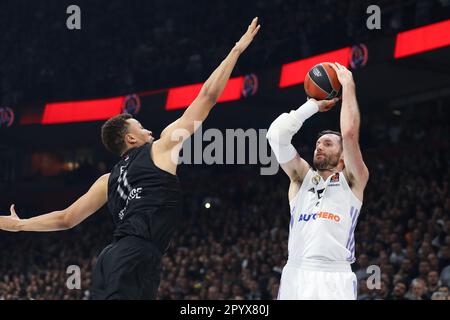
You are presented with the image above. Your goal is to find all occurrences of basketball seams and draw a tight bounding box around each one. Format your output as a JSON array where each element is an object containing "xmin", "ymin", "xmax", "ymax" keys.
[
  {"xmin": 305, "ymin": 63, "xmax": 342, "ymax": 100},
  {"xmin": 314, "ymin": 65, "xmax": 334, "ymax": 94},
  {"xmin": 306, "ymin": 73, "xmax": 329, "ymax": 99},
  {"xmin": 321, "ymin": 63, "xmax": 339, "ymax": 92}
]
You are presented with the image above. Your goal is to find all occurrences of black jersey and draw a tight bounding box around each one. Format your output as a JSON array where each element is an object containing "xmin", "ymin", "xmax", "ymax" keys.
[{"xmin": 107, "ymin": 142, "xmax": 181, "ymax": 253}]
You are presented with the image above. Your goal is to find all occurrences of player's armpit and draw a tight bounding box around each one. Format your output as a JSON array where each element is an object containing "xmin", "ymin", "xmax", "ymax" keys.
[
  {"xmin": 280, "ymin": 153, "xmax": 310, "ymax": 184},
  {"xmin": 342, "ymin": 134, "xmax": 369, "ymax": 190}
]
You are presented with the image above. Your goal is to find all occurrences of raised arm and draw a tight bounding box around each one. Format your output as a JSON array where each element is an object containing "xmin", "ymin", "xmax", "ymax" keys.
[
  {"xmin": 266, "ymin": 98, "xmax": 338, "ymax": 201},
  {"xmin": 331, "ymin": 63, "xmax": 369, "ymax": 197},
  {"xmin": 0, "ymin": 174, "xmax": 109, "ymax": 232},
  {"xmin": 156, "ymin": 17, "xmax": 261, "ymax": 152}
]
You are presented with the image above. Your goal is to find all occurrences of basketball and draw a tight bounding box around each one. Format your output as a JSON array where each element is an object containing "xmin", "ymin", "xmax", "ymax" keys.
[{"xmin": 304, "ymin": 62, "xmax": 341, "ymax": 100}]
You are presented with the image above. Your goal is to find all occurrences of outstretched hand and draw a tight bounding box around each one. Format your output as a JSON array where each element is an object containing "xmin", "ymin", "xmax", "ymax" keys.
[
  {"xmin": 0, "ymin": 204, "xmax": 21, "ymax": 232},
  {"xmin": 234, "ymin": 17, "xmax": 261, "ymax": 54}
]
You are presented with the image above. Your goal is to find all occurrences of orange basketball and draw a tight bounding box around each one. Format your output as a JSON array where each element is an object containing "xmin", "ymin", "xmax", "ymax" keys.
[{"xmin": 304, "ymin": 62, "xmax": 341, "ymax": 100}]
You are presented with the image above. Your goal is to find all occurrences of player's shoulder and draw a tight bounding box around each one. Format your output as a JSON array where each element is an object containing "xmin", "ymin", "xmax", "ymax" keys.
[
  {"xmin": 151, "ymin": 139, "xmax": 166, "ymax": 155},
  {"xmin": 129, "ymin": 142, "xmax": 151, "ymax": 156},
  {"xmin": 96, "ymin": 173, "xmax": 111, "ymax": 186},
  {"xmin": 99, "ymin": 173, "xmax": 111, "ymax": 180},
  {"xmin": 342, "ymin": 169, "xmax": 365, "ymax": 203},
  {"xmin": 342, "ymin": 167, "xmax": 368, "ymax": 189}
]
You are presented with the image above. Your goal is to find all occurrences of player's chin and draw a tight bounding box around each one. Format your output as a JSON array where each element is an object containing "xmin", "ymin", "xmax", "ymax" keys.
[
  {"xmin": 313, "ymin": 159, "xmax": 320, "ymax": 168},
  {"xmin": 313, "ymin": 159, "xmax": 326, "ymax": 169}
]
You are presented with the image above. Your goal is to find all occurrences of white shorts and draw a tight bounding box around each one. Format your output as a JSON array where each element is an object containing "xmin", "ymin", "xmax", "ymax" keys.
[{"xmin": 278, "ymin": 263, "xmax": 357, "ymax": 300}]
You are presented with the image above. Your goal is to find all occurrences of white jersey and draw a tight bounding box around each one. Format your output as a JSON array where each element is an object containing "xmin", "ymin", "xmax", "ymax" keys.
[{"xmin": 288, "ymin": 168, "xmax": 362, "ymax": 269}]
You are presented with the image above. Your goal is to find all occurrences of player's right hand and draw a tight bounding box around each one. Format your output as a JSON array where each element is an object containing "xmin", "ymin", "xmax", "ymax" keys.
[
  {"xmin": 234, "ymin": 17, "xmax": 261, "ymax": 54},
  {"xmin": 0, "ymin": 204, "xmax": 21, "ymax": 232},
  {"xmin": 309, "ymin": 97, "xmax": 340, "ymax": 112},
  {"xmin": 330, "ymin": 62, "xmax": 354, "ymax": 87}
]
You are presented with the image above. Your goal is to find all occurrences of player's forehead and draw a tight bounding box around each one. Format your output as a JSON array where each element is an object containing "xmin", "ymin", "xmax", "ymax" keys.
[
  {"xmin": 126, "ymin": 118, "xmax": 142, "ymax": 128},
  {"xmin": 316, "ymin": 134, "xmax": 339, "ymax": 144}
]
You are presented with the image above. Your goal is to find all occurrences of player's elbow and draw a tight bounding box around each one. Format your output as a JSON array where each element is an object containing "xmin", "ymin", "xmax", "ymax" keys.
[
  {"xmin": 199, "ymin": 91, "xmax": 218, "ymax": 106},
  {"xmin": 198, "ymin": 83, "xmax": 218, "ymax": 105},
  {"xmin": 60, "ymin": 209, "xmax": 75, "ymax": 230},
  {"xmin": 342, "ymin": 129, "xmax": 358, "ymax": 141},
  {"xmin": 266, "ymin": 120, "xmax": 281, "ymax": 143}
]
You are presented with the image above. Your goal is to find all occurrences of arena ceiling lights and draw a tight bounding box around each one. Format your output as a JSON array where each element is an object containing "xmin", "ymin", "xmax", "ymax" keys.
[
  {"xmin": 165, "ymin": 76, "xmax": 244, "ymax": 110},
  {"xmin": 42, "ymin": 97, "xmax": 125, "ymax": 124},
  {"xmin": 279, "ymin": 47, "xmax": 351, "ymax": 88},
  {"xmin": 26, "ymin": 19, "xmax": 450, "ymax": 125},
  {"xmin": 394, "ymin": 19, "xmax": 450, "ymax": 59}
]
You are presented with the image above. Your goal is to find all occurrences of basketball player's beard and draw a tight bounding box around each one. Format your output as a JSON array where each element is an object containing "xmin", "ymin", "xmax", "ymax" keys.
[{"xmin": 313, "ymin": 154, "xmax": 340, "ymax": 171}]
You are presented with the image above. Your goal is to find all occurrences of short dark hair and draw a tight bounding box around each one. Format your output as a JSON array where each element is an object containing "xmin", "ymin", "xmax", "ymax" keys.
[
  {"xmin": 317, "ymin": 130, "xmax": 342, "ymax": 148},
  {"xmin": 101, "ymin": 113, "xmax": 133, "ymax": 156}
]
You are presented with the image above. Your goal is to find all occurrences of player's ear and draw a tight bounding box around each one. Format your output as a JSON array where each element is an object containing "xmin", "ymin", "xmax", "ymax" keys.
[{"xmin": 125, "ymin": 133, "xmax": 137, "ymax": 145}]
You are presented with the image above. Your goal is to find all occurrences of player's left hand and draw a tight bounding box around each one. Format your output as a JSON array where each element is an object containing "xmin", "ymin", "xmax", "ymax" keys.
[
  {"xmin": 0, "ymin": 204, "xmax": 21, "ymax": 232},
  {"xmin": 331, "ymin": 62, "xmax": 354, "ymax": 87},
  {"xmin": 234, "ymin": 17, "xmax": 261, "ymax": 54},
  {"xmin": 308, "ymin": 97, "xmax": 340, "ymax": 112}
]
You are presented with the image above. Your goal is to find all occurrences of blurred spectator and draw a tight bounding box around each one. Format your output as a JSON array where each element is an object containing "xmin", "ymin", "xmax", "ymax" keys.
[
  {"xmin": 390, "ymin": 242, "xmax": 406, "ymax": 266},
  {"xmin": 431, "ymin": 291, "xmax": 447, "ymax": 300},
  {"xmin": 427, "ymin": 271, "xmax": 441, "ymax": 295},
  {"xmin": 391, "ymin": 281, "xmax": 408, "ymax": 300},
  {"xmin": 355, "ymin": 254, "xmax": 370, "ymax": 281},
  {"xmin": 440, "ymin": 265, "xmax": 450, "ymax": 287},
  {"xmin": 405, "ymin": 278, "xmax": 428, "ymax": 300}
]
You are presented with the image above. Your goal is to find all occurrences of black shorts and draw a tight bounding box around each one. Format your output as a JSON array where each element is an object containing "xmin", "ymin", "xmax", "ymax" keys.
[{"xmin": 91, "ymin": 235, "xmax": 162, "ymax": 300}]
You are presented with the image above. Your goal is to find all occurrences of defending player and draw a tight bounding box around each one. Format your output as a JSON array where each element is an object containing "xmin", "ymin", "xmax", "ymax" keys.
[{"xmin": 0, "ymin": 18, "xmax": 261, "ymax": 300}]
